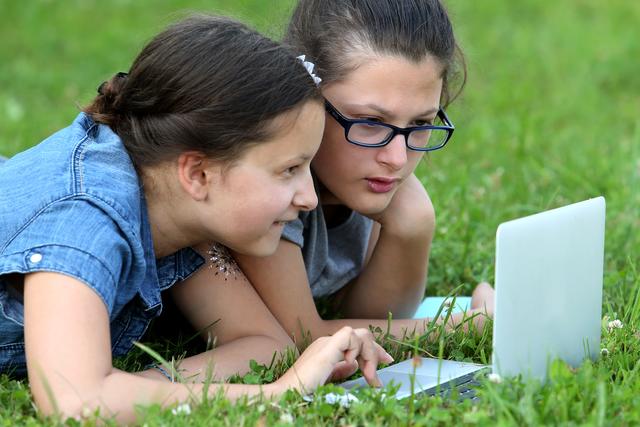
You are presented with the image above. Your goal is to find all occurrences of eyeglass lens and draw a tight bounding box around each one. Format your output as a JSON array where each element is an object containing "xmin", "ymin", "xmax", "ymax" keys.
[{"xmin": 347, "ymin": 114, "xmax": 448, "ymax": 149}]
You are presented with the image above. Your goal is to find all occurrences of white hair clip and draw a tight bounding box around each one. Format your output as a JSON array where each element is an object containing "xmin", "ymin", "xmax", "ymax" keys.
[{"xmin": 297, "ymin": 55, "xmax": 322, "ymax": 86}]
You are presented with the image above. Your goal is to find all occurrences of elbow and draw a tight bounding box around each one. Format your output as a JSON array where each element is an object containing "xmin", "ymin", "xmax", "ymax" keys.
[
  {"xmin": 34, "ymin": 394, "xmax": 95, "ymax": 422},
  {"xmin": 267, "ymin": 332, "xmax": 298, "ymax": 356},
  {"xmin": 36, "ymin": 390, "xmax": 126, "ymax": 423},
  {"xmin": 30, "ymin": 375, "xmax": 112, "ymax": 422},
  {"xmin": 241, "ymin": 331, "xmax": 299, "ymax": 358}
]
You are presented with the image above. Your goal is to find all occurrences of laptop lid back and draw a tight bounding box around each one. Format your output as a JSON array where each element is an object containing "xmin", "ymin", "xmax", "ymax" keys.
[{"xmin": 492, "ymin": 197, "xmax": 605, "ymax": 380}]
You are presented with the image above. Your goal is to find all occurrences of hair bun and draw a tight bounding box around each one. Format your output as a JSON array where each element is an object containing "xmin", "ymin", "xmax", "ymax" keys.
[
  {"xmin": 97, "ymin": 72, "xmax": 128, "ymax": 96},
  {"xmin": 91, "ymin": 72, "xmax": 129, "ymax": 129}
]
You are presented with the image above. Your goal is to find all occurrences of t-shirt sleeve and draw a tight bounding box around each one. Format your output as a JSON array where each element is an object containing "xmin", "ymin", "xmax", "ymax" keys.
[
  {"xmin": 0, "ymin": 199, "xmax": 133, "ymax": 314},
  {"xmin": 281, "ymin": 216, "xmax": 305, "ymax": 247}
]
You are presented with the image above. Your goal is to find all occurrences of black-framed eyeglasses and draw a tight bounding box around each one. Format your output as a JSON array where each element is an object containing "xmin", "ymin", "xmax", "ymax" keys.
[{"xmin": 324, "ymin": 100, "xmax": 455, "ymax": 152}]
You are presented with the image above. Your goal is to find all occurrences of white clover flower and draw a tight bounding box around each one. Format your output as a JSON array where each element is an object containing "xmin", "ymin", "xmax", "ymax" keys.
[
  {"xmin": 601, "ymin": 348, "xmax": 609, "ymax": 357},
  {"xmin": 171, "ymin": 403, "xmax": 192, "ymax": 416},
  {"xmin": 279, "ymin": 413, "xmax": 294, "ymax": 424},
  {"xmin": 81, "ymin": 406, "xmax": 93, "ymax": 419},
  {"xmin": 608, "ymin": 319, "xmax": 624, "ymax": 332},
  {"xmin": 322, "ymin": 392, "xmax": 359, "ymax": 407},
  {"xmin": 487, "ymin": 373, "xmax": 502, "ymax": 384}
]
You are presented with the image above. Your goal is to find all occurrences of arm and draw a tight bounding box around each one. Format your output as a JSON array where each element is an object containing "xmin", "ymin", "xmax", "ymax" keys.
[
  {"xmin": 166, "ymin": 242, "xmax": 296, "ymax": 382},
  {"xmin": 24, "ymin": 272, "xmax": 280, "ymax": 423},
  {"xmin": 234, "ymin": 240, "xmax": 435, "ymax": 346},
  {"xmin": 336, "ymin": 173, "xmax": 435, "ymax": 318},
  {"xmin": 24, "ymin": 272, "xmax": 390, "ymax": 423},
  {"xmin": 234, "ymin": 241, "xmax": 494, "ymax": 349},
  {"xmin": 340, "ymin": 174, "xmax": 495, "ymax": 327}
]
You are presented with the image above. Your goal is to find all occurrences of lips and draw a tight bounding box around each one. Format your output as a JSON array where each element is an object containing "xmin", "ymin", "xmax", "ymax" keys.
[{"xmin": 366, "ymin": 177, "xmax": 399, "ymax": 194}]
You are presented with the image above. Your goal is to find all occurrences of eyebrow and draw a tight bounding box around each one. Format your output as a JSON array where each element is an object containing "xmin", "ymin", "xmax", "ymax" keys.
[
  {"xmin": 284, "ymin": 154, "xmax": 312, "ymax": 164},
  {"xmin": 343, "ymin": 103, "xmax": 439, "ymax": 118}
]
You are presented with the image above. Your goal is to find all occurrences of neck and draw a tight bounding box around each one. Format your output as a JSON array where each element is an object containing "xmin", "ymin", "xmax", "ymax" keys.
[
  {"xmin": 316, "ymin": 181, "xmax": 350, "ymax": 226},
  {"xmin": 141, "ymin": 169, "xmax": 195, "ymax": 259}
]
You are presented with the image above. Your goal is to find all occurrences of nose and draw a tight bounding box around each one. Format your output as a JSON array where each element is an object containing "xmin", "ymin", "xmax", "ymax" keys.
[
  {"xmin": 293, "ymin": 169, "xmax": 318, "ymax": 211},
  {"xmin": 376, "ymin": 133, "xmax": 408, "ymax": 171}
]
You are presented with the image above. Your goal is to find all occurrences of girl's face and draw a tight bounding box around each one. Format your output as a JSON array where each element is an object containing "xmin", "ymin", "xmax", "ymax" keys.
[
  {"xmin": 315, "ymin": 55, "xmax": 444, "ymax": 215},
  {"xmin": 204, "ymin": 100, "xmax": 324, "ymax": 256}
]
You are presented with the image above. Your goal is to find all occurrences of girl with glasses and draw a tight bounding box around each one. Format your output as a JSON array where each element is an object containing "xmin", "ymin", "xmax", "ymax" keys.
[
  {"xmin": 0, "ymin": 16, "xmax": 391, "ymax": 422},
  {"xmin": 221, "ymin": 0, "xmax": 496, "ymax": 357}
]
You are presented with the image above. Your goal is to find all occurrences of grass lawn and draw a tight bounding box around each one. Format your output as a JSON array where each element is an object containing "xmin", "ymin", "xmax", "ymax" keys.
[{"xmin": 1, "ymin": 0, "xmax": 639, "ymax": 425}]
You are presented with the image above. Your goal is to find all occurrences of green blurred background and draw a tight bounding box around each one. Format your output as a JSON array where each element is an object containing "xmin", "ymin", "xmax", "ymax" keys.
[{"xmin": 1, "ymin": 0, "xmax": 638, "ymax": 304}]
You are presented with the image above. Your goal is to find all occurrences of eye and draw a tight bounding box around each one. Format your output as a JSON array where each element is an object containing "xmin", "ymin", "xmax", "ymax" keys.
[
  {"xmin": 413, "ymin": 119, "xmax": 434, "ymax": 127},
  {"xmin": 283, "ymin": 165, "xmax": 300, "ymax": 176}
]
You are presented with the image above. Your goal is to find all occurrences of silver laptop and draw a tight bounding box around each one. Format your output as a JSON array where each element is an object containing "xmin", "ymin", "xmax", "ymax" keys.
[{"xmin": 339, "ymin": 197, "xmax": 606, "ymax": 398}]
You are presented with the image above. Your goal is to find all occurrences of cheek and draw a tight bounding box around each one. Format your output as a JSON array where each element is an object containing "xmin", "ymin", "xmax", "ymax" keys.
[
  {"xmin": 251, "ymin": 185, "xmax": 295, "ymax": 219},
  {"xmin": 313, "ymin": 123, "xmax": 364, "ymax": 179},
  {"xmin": 407, "ymin": 151, "xmax": 425, "ymax": 172},
  {"xmin": 221, "ymin": 180, "xmax": 281, "ymax": 226},
  {"xmin": 312, "ymin": 126, "xmax": 341, "ymax": 175}
]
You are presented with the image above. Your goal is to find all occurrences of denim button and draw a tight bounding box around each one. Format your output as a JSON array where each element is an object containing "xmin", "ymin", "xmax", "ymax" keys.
[{"xmin": 29, "ymin": 253, "xmax": 43, "ymax": 263}]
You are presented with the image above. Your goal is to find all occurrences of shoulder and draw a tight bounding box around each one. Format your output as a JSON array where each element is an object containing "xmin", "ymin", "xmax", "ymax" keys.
[
  {"xmin": 0, "ymin": 113, "xmax": 145, "ymax": 247},
  {"xmin": 0, "ymin": 115, "xmax": 150, "ymax": 311}
]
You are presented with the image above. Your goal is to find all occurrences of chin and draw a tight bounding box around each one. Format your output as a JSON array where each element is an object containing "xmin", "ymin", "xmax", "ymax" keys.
[
  {"xmin": 344, "ymin": 193, "xmax": 393, "ymax": 217},
  {"xmin": 249, "ymin": 246, "xmax": 278, "ymax": 258},
  {"xmin": 246, "ymin": 238, "xmax": 281, "ymax": 258},
  {"xmin": 345, "ymin": 201, "xmax": 389, "ymax": 219},
  {"xmin": 225, "ymin": 235, "xmax": 279, "ymax": 258}
]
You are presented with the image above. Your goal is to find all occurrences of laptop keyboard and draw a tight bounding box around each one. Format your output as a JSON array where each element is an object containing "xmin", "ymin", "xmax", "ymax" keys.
[
  {"xmin": 338, "ymin": 358, "xmax": 488, "ymax": 404},
  {"xmin": 426, "ymin": 373, "xmax": 482, "ymax": 403}
]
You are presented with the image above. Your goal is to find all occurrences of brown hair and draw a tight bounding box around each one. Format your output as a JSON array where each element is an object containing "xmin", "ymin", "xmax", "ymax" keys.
[
  {"xmin": 284, "ymin": 0, "xmax": 466, "ymax": 106},
  {"xmin": 84, "ymin": 15, "xmax": 321, "ymax": 168}
]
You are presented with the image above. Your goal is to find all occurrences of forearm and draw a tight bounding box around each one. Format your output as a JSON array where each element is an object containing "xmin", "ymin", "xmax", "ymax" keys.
[
  {"xmin": 316, "ymin": 307, "xmax": 490, "ymax": 343},
  {"xmin": 155, "ymin": 335, "xmax": 297, "ymax": 383},
  {"xmin": 322, "ymin": 317, "xmax": 428, "ymax": 339},
  {"xmin": 340, "ymin": 223, "xmax": 433, "ymax": 318},
  {"xmin": 49, "ymin": 369, "xmax": 282, "ymax": 424}
]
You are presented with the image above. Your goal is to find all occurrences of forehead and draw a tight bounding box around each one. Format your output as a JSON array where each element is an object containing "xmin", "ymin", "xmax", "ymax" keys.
[
  {"xmin": 323, "ymin": 54, "xmax": 444, "ymax": 115},
  {"xmin": 237, "ymin": 101, "xmax": 324, "ymax": 165}
]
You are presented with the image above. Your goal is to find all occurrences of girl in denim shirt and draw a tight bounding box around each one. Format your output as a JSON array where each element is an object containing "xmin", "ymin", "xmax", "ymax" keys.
[{"xmin": 0, "ymin": 16, "xmax": 390, "ymax": 422}]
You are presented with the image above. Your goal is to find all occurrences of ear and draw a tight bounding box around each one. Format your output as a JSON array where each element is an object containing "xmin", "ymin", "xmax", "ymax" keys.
[{"xmin": 176, "ymin": 152, "xmax": 220, "ymax": 201}]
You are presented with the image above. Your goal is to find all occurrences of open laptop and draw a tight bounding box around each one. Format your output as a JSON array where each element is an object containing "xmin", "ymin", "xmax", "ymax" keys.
[{"xmin": 338, "ymin": 197, "xmax": 606, "ymax": 399}]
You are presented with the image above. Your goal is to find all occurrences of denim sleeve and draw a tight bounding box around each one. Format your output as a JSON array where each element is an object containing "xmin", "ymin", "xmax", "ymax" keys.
[{"xmin": 0, "ymin": 199, "xmax": 133, "ymax": 315}]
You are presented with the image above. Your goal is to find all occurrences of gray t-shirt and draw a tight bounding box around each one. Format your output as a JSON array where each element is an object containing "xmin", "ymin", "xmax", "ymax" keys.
[{"xmin": 282, "ymin": 207, "xmax": 374, "ymax": 298}]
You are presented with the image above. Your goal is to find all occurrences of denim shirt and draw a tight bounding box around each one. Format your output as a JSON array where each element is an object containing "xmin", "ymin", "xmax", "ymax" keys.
[{"xmin": 0, "ymin": 113, "xmax": 204, "ymax": 376}]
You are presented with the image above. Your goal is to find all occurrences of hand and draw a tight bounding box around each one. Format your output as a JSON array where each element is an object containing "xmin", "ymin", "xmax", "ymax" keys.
[
  {"xmin": 470, "ymin": 282, "xmax": 495, "ymax": 318},
  {"xmin": 326, "ymin": 328, "xmax": 393, "ymax": 384},
  {"xmin": 275, "ymin": 327, "xmax": 394, "ymax": 394},
  {"xmin": 366, "ymin": 174, "xmax": 435, "ymax": 237}
]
